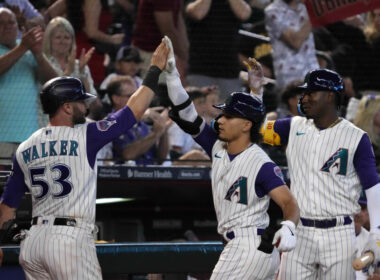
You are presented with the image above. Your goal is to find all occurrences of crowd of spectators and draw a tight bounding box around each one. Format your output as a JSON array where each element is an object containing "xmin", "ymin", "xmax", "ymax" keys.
[{"xmin": 0, "ymin": 0, "xmax": 379, "ymax": 167}]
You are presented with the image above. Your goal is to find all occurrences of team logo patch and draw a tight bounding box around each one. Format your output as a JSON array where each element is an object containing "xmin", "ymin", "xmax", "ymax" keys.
[
  {"xmin": 96, "ymin": 120, "xmax": 117, "ymax": 131},
  {"xmin": 274, "ymin": 166, "xmax": 285, "ymax": 183}
]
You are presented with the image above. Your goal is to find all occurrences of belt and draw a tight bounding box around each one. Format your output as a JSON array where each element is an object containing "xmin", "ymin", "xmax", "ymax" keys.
[
  {"xmin": 300, "ymin": 216, "xmax": 352, "ymax": 229},
  {"xmin": 223, "ymin": 228, "xmax": 264, "ymax": 245},
  {"xmin": 32, "ymin": 217, "xmax": 77, "ymax": 227}
]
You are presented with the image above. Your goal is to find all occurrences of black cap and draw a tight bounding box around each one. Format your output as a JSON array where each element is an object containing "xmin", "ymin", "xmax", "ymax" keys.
[
  {"xmin": 116, "ymin": 46, "xmax": 143, "ymax": 63},
  {"xmin": 298, "ymin": 69, "xmax": 344, "ymax": 95}
]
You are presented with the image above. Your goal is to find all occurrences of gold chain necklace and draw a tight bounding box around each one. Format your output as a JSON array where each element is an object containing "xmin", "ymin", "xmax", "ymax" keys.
[{"xmin": 327, "ymin": 117, "xmax": 342, "ymax": 129}]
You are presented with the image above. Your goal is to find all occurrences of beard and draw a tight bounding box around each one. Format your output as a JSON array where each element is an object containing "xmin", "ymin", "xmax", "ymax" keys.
[
  {"xmin": 72, "ymin": 104, "xmax": 87, "ymax": 125},
  {"xmin": 217, "ymin": 134, "xmax": 228, "ymax": 142}
]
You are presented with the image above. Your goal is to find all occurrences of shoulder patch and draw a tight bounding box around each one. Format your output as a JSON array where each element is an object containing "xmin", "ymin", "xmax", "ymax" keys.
[
  {"xmin": 96, "ymin": 120, "xmax": 117, "ymax": 131},
  {"xmin": 274, "ymin": 166, "xmax": 285, "ymax": 183}
]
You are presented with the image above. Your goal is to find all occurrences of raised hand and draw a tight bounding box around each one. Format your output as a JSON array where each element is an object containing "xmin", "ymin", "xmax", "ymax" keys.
[
  {"xmin": 150, "ymin": 41, "xmax": 170, "ymax": 71},
  {"xmin": 243, "ymin": 57, "xmax": 266, "ymax": 94},
  {"xmin": 62, "ymin": 45, "xmax": 76, "ymax": 76},
  {"xmin": 29, "ymin": 26, "xmax": 44, "ymax": 55},
  {"xmin": 20, "ymin": 26, "xmax": 42, "ymax": 52},
  {"xmin": 79, "ymin": 47, "xmax": 95, "ymax": 73},
  {"xmin": 163, "ymin": 36, "xmax": 176, "ymax": 73}
]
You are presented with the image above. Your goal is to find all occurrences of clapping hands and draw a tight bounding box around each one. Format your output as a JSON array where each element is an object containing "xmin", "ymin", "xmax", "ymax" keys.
[{"xmin": 20, "ymin": 26, "xmax": 43, "ymax": 55}]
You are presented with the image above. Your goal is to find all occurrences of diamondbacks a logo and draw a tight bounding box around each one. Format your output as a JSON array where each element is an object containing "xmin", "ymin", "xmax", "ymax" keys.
[
  {"xmin": 96, "ymin": 119, "xmax": 117, "ymax": 131},
  {"xmin": 321, "ymin": 148, "xmax": 348, "ymax": 175},
  {"xmin": 225, "ymin": 176, "xmax": 248, "ymax": 205}
]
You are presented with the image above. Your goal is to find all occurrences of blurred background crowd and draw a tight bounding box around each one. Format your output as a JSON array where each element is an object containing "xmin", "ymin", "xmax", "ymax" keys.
[{"xmin": 0, "ymin": 0, "xmax": 379, "ymax": 168}]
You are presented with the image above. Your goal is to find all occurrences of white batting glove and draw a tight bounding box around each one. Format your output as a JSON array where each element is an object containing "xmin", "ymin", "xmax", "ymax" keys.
[
  {"xmin": 272, "ymin": 220, "xmax": 297, "ymax": 252},
  {"xmin": 163, "ymin": 36, "xmax": 177, "ymax": 74}
]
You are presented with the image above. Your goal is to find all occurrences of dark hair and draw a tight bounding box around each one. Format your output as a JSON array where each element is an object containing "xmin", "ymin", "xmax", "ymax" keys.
[{"xmin": 249, "ymin": 114, "xmax": 265, "ymax": 144}]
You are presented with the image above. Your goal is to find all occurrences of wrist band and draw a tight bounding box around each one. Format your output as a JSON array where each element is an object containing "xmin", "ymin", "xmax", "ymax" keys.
[{"xmin": 142, "ymin": 66, "xmax": 162, "ymax": 92}]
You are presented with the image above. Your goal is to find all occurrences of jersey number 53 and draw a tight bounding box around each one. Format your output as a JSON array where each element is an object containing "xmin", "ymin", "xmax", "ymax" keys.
[{"xmin": 29, "ymin": 164, "xmax": 73, "ymax": 200}]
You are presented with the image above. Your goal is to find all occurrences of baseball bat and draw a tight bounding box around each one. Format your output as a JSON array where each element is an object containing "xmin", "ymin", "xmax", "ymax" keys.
[{"xmin": 352, "ymin": 251, "xmax": 374, "ymax": 271}]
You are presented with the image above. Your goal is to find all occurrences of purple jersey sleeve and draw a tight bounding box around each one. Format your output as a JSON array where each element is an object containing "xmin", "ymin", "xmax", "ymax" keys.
[
  {"xmin": 194, "ymin": 124, "xmax": 218, "ymax": 158},
  {"xmin": 0, "ymin": 157, "xmax": 28, "ymax": 208},
  {"xmin": 354, "ymin": 134, "xmax": 380, "ymax": 189},
  {"xmin": 273, "ymin": 118, "xmax": 292, "ymax": 145},
  {"xmin": 86, "ymin": 106, "xmax": 137, "ymax": 168},
  {"xmin": 255, "ymin": 162, "xmax": 286, "ymax": 198}
]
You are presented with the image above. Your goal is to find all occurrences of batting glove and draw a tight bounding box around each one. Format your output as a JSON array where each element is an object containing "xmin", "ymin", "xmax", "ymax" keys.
[
  {"xmin": 272, "ymin": 220, "xmax": 296, "ymax": 252},
  {"xmin": 163, "ymin": 36, "xmax": 176, "ymax": 74}
]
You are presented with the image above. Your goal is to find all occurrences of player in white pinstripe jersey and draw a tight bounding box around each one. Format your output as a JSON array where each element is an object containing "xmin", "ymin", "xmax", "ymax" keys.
[
  {"xmin": 248, "ymin": 63, "xmax": 380, "ymax": 279},
  {"xmin": 162, "ymin": 36, "xmax": 300, "ymax": 280},
  {"xmin": 0, "ymin": 41, "xmax": 170, "ymax": 279}
]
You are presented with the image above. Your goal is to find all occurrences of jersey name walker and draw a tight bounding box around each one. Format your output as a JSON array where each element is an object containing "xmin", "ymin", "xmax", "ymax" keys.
[{"xmin": 16, "ymin": 125, "xmax": 97, "ymax": 224}]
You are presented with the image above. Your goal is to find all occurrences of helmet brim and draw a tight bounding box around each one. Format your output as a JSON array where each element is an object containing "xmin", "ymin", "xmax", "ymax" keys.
[
  {"xmin": 68, "ymin": 92, "xmax": 96, "ymax": 105},
  {"xmin": 78, "ymin": 92, "xmax": 97, "ymax": 100},
  {"xmin": 213, "ymin": 104, "xmax": 226, "ymax": 110}
]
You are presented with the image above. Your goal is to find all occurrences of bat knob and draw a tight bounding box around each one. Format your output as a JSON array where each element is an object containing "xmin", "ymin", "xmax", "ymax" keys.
[{"xmin": 352, "ymin": 251, "xmax": 374, "ymax": 271}]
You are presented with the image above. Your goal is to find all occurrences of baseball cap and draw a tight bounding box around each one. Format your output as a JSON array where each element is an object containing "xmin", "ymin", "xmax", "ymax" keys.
[
  {"xmin": 298, "ymin": 69, "xmax": 344, "ymax": 95},
  {"xmin": 116, "ymin": 46, "xmax": 143, "ymax": 63}
]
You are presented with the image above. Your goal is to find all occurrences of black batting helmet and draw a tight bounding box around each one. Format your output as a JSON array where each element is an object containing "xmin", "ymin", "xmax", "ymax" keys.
[
  {"xmin": 213, "ymin": 92, "xmax": 265, "ymax": 123},
  {"xmin": 297, "ymin": 69, "xmax": 344, "ymax": 115},
  {"xmin": 40, "ymin": 76, "xmax": 96, "ymax": 116},
  {"xmin": 212, "ymin": 92, "xmax": 265, "ymax": 143}
]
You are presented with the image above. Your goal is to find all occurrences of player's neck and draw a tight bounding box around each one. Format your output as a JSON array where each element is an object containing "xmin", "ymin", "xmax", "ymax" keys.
[
  {"xmin": 49, "ymin": 116, "xmax": 75, "ymax": 128},
  {"xmin": 226, "ymin": 137, "xmax": 252, "ymax": 155},
  {"xmin": 313, "ymin": 114, "xmax": 340, "ymax": 129}
]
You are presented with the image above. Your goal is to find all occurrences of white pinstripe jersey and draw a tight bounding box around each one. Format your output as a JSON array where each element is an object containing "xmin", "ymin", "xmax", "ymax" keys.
[
  {"xmin": 286, "ymin": 116, "xmax": 364, "ymax": 219},
  {"xmin": 15, "ymin": 124, "xmax": 97, "ymax": 224},
  {"xmin": 211, "ymin": 140, "xmax": 274, "ymax": 235}
]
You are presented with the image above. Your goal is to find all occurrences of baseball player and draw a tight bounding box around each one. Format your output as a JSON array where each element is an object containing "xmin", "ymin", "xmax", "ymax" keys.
[
  {"xmin": 245, "ymin": 59, "xmax": 380, "ymax": 279},
  {"xmin": 0, "ymin": 41, "xmax": 169, "ymax": 279},
  {"xmin": 163, "ymin": 36, "xmax": 300, "ymax": 280}
]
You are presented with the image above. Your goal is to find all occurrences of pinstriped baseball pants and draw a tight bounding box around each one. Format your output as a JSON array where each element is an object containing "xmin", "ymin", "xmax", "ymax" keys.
[
  {"xmin": 211, "ymin": 227, "xmax": 280, "ymax": 280},
  {"xmin": 278, "ymin": 224, "xmax": 356, "ymax": 280},
  {"xmin": 19, "ymin": 224, "xmax": 102, "ymax": 280}
]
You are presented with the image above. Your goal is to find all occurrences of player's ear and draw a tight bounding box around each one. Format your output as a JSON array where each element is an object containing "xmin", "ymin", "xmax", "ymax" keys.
[
  {"xmin": 61, "ymin": 102, "xmax": 73, "ymax": 115},
  {"xmin": 327, "ymin": 91, "xmax": 335, "ymax": 103},
  {"xmin": 243, "ymin": 119, "xmax": 252, "ymax": 132}
]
